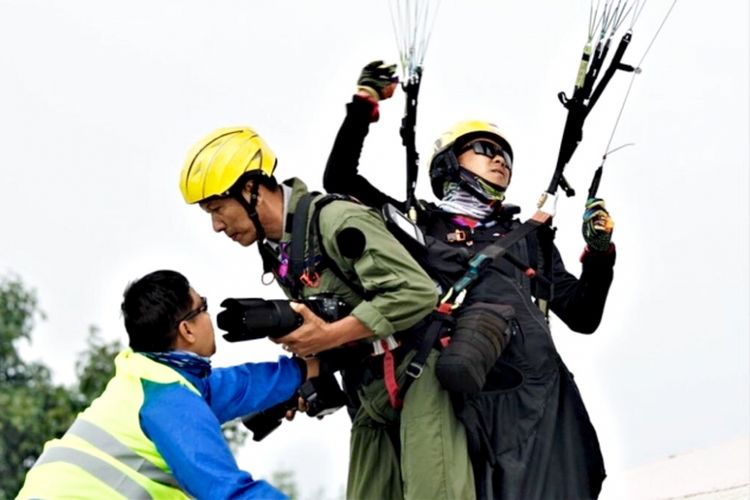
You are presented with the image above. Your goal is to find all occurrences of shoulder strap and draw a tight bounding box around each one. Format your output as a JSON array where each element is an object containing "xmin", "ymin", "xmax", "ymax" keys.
[
  {"xmin": 289, "ymin": 193, "xmax": 317, "ymax": 286},
  {"xmin": 446, "ymin": 219, "xmax": 543, "ymax": 303},
  {"xmin": 288, "ymin": 193, "xmax": 373, "ymax": 300},
  {"xmin": 309, "ymin": 194, "xmax": 374, "ymax": 300}
]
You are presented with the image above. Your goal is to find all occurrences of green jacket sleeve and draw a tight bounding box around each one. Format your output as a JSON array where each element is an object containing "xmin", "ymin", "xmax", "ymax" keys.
[{"xmin": 318, "ymin": 202, "xmax": 437, "ymax": 338}]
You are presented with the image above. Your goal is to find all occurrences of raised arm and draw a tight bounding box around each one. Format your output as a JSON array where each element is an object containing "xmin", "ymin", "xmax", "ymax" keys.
[
  {"xmin": 547, "ymin": 243, "xmax": 616, "ymax": 333},
  {"xmin": 549, "ymin": 198, "xmax": 617, "ymax": 333},
  {"xmin": 324, "ymin": 61, "xmax": 405, "ymax": 211}
]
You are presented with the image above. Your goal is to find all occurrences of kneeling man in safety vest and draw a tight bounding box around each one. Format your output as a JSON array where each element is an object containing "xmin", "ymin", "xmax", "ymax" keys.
[{"xmin": 17, "ymin": 269, "xmax": 315, "ymax": 499}]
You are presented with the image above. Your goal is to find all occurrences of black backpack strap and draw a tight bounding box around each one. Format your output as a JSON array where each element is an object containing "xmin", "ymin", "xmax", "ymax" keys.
[
  {"xmin": 310, "ymin": 194, "xmax": 375, "ymax": 301},
  {"xmin": 285, "ymin": 193, "xmax": 319, "ymax": 298},
  {"xmin": 287, "ymin": 193, "xmax": 374, "ymax": 301},
  {"xmin": 289, "ymin": 193, "xmax": 318, "ymax": 294}
]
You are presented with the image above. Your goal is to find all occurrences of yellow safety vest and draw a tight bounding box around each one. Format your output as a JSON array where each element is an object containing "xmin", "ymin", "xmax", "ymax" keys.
[{"xmin": 17, "ymin": 349, "xmax": 200, "ymax": 499}]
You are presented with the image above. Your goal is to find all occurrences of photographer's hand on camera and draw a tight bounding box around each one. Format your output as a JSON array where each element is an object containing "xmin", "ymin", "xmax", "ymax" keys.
[
  {"xmin": 274, "ymin": 302, "xmax": 373, "ymax": 357},
  {"xmin": 284, "ymin": 356, "xmax": 320, "ymax": 421}
]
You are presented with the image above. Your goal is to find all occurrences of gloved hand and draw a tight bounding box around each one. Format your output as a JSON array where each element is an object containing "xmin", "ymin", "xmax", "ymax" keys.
[
  {"xmin": 582, "ymin": 198, "xmax": 614, "ymax": 251},
  {"xmin": 357, "ymin": 60, "xmax": 398, "ymax": 100}
]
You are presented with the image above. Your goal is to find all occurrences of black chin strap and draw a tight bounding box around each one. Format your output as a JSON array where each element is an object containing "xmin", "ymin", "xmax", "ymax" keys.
[
  {"xmin": 240, "ymin": 180, "xmax": 265, "ymax": 242},
  {"xmin": 232, "ymin": 179, "xmax": 277, "ymax": 277}
]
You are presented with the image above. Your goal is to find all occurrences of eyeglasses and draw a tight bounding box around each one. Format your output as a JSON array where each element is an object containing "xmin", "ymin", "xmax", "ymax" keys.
[
  {"xmin": 175, "ymin": 296, "xmax": 208, "ymax": 326},
  {"xmin": 460, "ymin": 140, "xmax": 512, "ymax": 170}
]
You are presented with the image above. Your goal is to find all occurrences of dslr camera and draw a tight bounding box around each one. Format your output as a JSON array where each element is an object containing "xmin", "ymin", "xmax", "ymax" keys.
[{"xmin": 217, "ymin": 294, "xmax": 352, "ymax": 441}]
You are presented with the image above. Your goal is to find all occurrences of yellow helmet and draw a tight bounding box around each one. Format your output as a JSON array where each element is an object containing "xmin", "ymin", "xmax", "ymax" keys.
[
  {"xmin": 428, "ymin": 120, "xmax": 513, "ymax": 198},
  {"xmin": 179, "ymin": 127, "xmax": 277, "ymax": 204}
]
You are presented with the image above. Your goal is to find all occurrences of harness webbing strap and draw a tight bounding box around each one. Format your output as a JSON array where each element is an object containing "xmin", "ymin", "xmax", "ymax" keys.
[
  {"xmin": 450, "ymin": 218, "xmax": 545, "ymax": 299},
  {"xmin": 307, "ymin": 194, "xmax": 373, "ymax": 300},
  {"xmin": 382, "ymin": 340, "xmax": 401, "ymax": 409},
  {"xmin": 393, "ymin": 311, "xmax": 450, "ymax": 407},
  {"xmin": 481, "ymin": 215, "xmax": 548, "ymax": 262},
  {"xmin": 289, "ymin": 193, "xmax": 316, "ymax": 294},
  {"xmin": 246, "ymin": 180, "xmax": 264, "ymax": 241}
]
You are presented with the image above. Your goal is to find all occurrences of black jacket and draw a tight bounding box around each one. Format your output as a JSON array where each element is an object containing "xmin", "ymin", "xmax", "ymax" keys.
[{"xmin": 324, "ymin": 96, "xmax": 615, "ymax": 499}]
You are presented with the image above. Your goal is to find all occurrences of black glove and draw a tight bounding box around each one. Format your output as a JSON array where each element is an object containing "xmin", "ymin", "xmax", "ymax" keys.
[
  {"xmin": 582, "ymin": 198, "xmax": 614, "ymax": 252},
  {"xmin": 357, "ymin": 60, "xmax": 398, "ymax": 99}
]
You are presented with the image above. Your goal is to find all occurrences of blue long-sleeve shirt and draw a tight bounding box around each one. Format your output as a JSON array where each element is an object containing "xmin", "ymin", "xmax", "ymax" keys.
[{"xmin": 139, "ymin": 354, "xmax": 302, "ymax": 499}]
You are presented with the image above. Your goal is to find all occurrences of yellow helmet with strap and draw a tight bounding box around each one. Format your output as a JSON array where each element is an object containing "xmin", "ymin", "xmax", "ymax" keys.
[
  {"xmin": 179, "ymin": 127, "xmax": 277, "ymax": 204},
  {"xmin": 428, "ymin": 120, "xmax": 513, "ymax": 198}
]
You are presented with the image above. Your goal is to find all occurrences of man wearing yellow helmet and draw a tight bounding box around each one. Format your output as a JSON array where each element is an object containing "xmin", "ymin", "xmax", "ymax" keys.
[
  {"xmin": 179, "ymin": 122, "xmax": 475, "ymax": 500},
  {"xmin": 323, "ymin": 61, "xmax": 617, "ymax": 499}
]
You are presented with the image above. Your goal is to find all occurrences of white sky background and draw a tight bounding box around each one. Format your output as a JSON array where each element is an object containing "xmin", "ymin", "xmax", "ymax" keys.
[{"xmin": 1, "ymin": 0, "xmax": 748, "ymax": 498}]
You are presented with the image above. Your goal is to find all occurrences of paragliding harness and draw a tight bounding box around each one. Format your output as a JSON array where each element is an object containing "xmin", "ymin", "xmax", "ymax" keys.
[
  {"xmin": 381, "ymin": 198, "xmax": 555, "ymax": 406},
  {"xmin": 255, "ymin": 187, "xmax": 370, "ymax": 299},
  {"xmin": 261, "ymin": 190, "xmax": 439, "ymax": 409},
  {"xmin": 396, "ymin": 21, "xmax": 644, "ymax": 359},
  {"xmin": 377, "ymin": 201, "xmax": 556, "ymax": 407},
  {"xmin": 380, "ymin": 4, "xmax": 653, "ymax": 402},
  {"xmin": 286, "ymin": 192, "xmax": 370, "ymax": 300},
  {"xmin": 384, "ymin": 0, "xmax": 680, "ymax": 411}
]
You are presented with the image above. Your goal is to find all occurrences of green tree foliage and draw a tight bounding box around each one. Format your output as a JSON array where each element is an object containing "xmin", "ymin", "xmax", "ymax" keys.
[
  {"xmin": 268, "ymin": 470, "xmax": 344, "ymax": 500},
  {"xmin": 0, "ymin": 276, "xmax": 77, "ymax": 499},
  {"xmin": 0, "ymin": 275, "xmax": 41, "ymax": 373},
  {"xmin": 0, "ymin": 275, "xmax": 247, "ymax": 498},
  {"xmin": 271, "ymin": 470, "xmax": 300, "ymax": 500},
  {"xmin": 73, "ymin": 325, "xmax": 121, "ymax": 406}
]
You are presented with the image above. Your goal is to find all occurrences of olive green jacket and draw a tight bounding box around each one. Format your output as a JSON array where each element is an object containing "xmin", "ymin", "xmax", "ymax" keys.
[{"xmin": 275, "ymin": 178, "xmax": 436, "ymax": 338}]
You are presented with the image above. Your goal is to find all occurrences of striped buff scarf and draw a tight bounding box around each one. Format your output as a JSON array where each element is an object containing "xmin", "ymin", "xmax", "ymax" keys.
[
  {"xmin": 142, "ymin": 350, "xmax": 212, "ymax": 378},
  {"xmin": 437, "ymin": 182, "xmax": 499, "ymax": 220}
]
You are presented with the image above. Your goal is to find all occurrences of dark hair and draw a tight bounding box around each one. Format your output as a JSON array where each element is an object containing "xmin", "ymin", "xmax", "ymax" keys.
[
  {"xmin": 233, "ymin": 171, "xmax": 278, "ymax": 193},
  {"xmin": 121, "ymin": 270, "xmax": 193, "ymax": 352}
]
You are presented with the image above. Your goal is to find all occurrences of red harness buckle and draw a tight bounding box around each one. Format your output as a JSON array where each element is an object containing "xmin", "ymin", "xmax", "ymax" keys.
[
  {"xmin": 300, "ymin": 271, "xmax": 320, "ymax": 288},
  {"xmin": 436, "ymin": 302, "xmax": 453, "ymax": 315}
]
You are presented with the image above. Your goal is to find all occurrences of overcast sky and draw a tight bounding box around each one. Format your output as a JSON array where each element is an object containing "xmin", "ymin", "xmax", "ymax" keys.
[{"xmin": 1, "ymin": 1, "xmax": 747, "ymax": 498}]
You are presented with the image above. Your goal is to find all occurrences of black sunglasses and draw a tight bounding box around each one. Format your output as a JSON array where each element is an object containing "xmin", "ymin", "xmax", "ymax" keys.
[
  {"xmin": 175, "ymin": 296, "xmax": 208, "ymax": 326},
  {"xmin": 460, "ymin": 140, "xmax": 512, "ymax": 169}
]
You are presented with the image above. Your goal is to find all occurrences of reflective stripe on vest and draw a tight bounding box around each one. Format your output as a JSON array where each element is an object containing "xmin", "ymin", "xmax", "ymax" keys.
[
  {"xmin": 68, "ymin": 419, "xmax": 180, "ymax": 488},
  {"xmin": 34, "ymin": 446, "xmax": 152, "ymax": 499},
  {"xmin": 18, "ymin": 350, "xmax": 194, "ymax": 499}
]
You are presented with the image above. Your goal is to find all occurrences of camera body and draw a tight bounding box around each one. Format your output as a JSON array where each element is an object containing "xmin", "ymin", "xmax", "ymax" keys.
[
  {"xmin": 217, "ymin": 294, "xmax": 352, "ymax": 441},
  {"xmin": 241, "ymin": 374, "xmax": 349, "ymax": 441}
]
